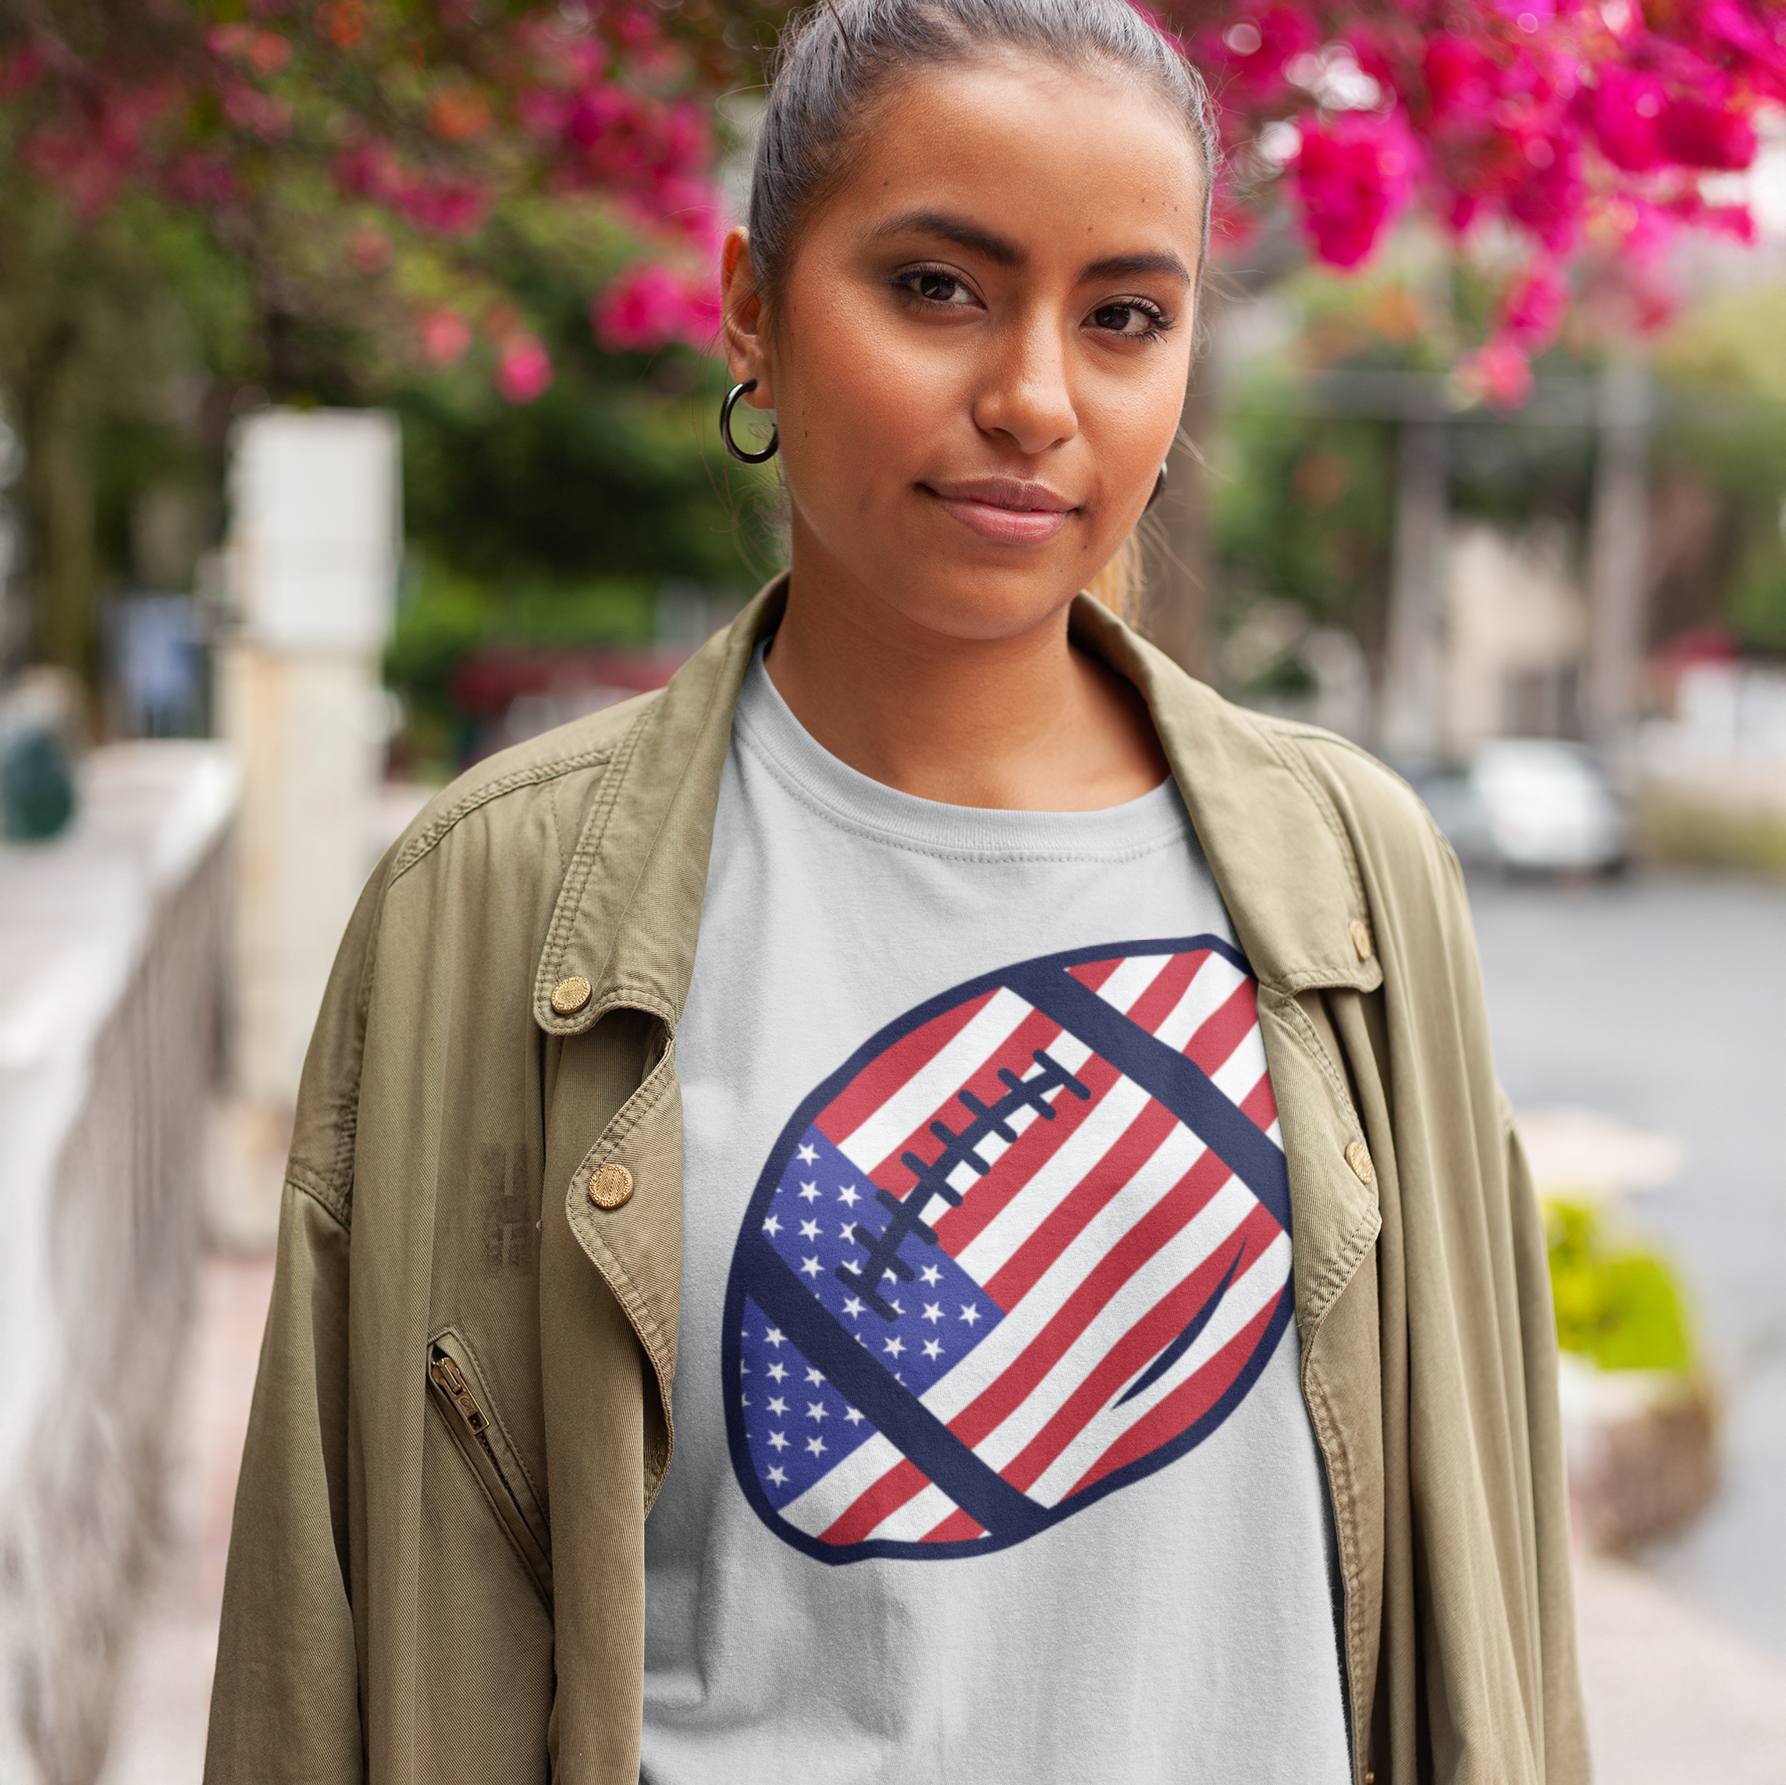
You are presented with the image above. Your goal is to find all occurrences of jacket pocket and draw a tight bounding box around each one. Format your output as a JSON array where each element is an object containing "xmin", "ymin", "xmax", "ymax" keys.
[{"xmin": 426, "ymin": 1329, "xmax": 554, "ymax": 1612}]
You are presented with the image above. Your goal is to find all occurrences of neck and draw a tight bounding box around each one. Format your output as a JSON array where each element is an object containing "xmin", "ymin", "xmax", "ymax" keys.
[{"xmin": 761, "ymin": 536, "xmax": 1168, "ymax": 812}]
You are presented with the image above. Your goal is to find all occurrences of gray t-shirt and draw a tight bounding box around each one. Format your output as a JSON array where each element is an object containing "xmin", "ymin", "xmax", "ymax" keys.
[{"xmin": 642, "ymin": 645, "xmax": 1349, "ymax": 1783}]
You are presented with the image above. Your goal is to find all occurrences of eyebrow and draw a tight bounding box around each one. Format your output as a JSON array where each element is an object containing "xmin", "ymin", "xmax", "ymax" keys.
[{"xmin": 868, "ymin": 209, "xmax": 1192, "ymax": 287}]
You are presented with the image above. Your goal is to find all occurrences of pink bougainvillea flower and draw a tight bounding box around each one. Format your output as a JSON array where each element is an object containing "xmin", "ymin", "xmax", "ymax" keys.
[
  {"xmin": 496, "ymin": 334, "xmax": 554, "ymax": 404},
  {"xmin": 1459, "ymin": 333, "xmax": 1535, "ymax": 409},
  {"xmin": 1292, "ymin": 111, "xmax": 1417, "ymax": 269},
  {"xmin": 1584, "ymin": 66, "xmax": 1667, "ymax": 171},
  {"xmin": 1504, "ymin": 129, "xmax": 1584, "ymax": 252},
  {"xmin": 1501, "ymin": 258, "xmax": 1570, "ymax": 349},
  {"xmin": 1657, "ymin": 95, "xmax": 1758, "ymax": 169},
  {"xmin": 418, "ymin": 308, "xmax": 473, "ymax": 366},
  {"xmin": 349, "ymin": 222, "xmax": 391, "ymax": 273},
  {"xmin": 593, "ymin": 261, "xmax": 720, "ymax": 353}
]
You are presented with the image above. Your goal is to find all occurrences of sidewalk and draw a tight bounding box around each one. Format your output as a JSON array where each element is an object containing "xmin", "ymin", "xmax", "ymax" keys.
[{"xmin": 99, "ymin": 1253, "xmax": 1786, "ymax": 1784}]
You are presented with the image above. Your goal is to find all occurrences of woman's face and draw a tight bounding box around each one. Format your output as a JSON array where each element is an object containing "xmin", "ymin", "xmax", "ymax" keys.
[{"xmin": 724, "ymin": 54, "xmax": 1205, "ymax": 645}]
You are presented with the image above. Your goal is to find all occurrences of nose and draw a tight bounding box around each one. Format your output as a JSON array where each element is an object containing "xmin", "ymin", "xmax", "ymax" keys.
[{"xmin": 971, "ymin": 310, "xmax": 1078, "ymax": 457}]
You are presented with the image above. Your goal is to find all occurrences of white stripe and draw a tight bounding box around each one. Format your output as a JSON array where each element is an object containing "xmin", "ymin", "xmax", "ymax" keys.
[
  {"xmin": 1087, "ymin": 952, "xmax": 1174, "ymax": 1015},
  {"xmin": 965, "ymin": 1173, "xmax": 1258, "ymax": 1481},
  {"xmin": 863, "ymin": 1480, "xmax": 961, "ymax": 1544},
  {"xmin": 923, "ymin": 1119, "xmax": 1212, "ymax": 1430},
  {"xmin": 1153, "ymin": 951, "xmax": 1246, "ymax": 1050},
  {"xmin": 837, "ymin": 988, "xmax": 1034, "ymax": 1174},
  {"xmin": 839, "ymin": 1156, "xmax": 1253, "ymax": 1526},
  {"xmin": 1026, "ymin": 1229, "xmax": 1291, "ymax": 1506},
  {"xmin": 778, "ymin": 1431, "xmax": 907, "ymax": 1535},
  {"xmin": 1210, "ymin": 1026, "xmax": 1269, "ymax": 1105},
  {"xmin": 953, "ymin": 1073, "xmax": 1154, "ymax": 1286}
]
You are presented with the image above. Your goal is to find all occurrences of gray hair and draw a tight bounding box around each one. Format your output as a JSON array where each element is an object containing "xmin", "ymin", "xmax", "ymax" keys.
[{"xmin": 746, "ymin": 0, "xmax": 1219, "ymax": 318}]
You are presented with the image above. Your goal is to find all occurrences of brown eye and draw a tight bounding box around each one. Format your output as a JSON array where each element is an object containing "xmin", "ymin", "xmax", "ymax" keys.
[
  {"xmin": 893, "ymin": 266, "xmax": 979, "ymax": 309},
  {"xmin": 1090, "ymin": 301, "xmax": 1165, "ymax": 337}
]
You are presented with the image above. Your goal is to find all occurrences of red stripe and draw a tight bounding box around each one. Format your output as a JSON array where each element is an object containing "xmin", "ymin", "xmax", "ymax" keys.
[
  {"xmin": 982, "ymin": 1095, "xmax": 1182, "ymax": 1309},
  {"xmin": 1123, "ymin": 949, "xmax": 1212, "ymax": 1037},
  {"xmin": 928, "ymin": 1049, "xmax": 1124, "ymax": 1258},
  {"xmin": 816, "ymin": 988, "xmax": 997, "ymax": 1146},
  {"xmin": 865, "ymin": 1005, "xmax": 1065, "ymax": 1195},
  {"xmin": 922, "ymin": 1507, "xmax": 985, "ymax": 1543},
  {"xmin": 998, "ymin": 1206, "xmax": 1281, "ymax": 1493},
  {"xmin": 1068, "ymin": 955, "xmax": 1127, "ymax": 993},
  {"xmin": 818, "ymin": 1456, "xmax": 930, "ymax": 1546},
  {"xmin": 1184, "ymin": 978, "xmax": 1259, "ymax": 1075},
  {"xmin": 1240, "ymin": 1068, "xmax": 1279, "ymax": 1133},
  {"xmin": 1063, "ymin": 1287, "xmax": 1284, "ymax": 1499},
  {"xmin": 944, "ymin": 1144, "xmax": 1240, "ymax": 1454}
]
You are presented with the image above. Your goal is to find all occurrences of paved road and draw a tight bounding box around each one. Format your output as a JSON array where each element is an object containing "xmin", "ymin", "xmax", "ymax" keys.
[{"xmin": 1468, "ymin": 867, "xmax": 1786, "ymax": 1658}]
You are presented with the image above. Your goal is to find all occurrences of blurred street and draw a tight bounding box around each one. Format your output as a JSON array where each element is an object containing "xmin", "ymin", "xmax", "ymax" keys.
[{"xmin": 1471, "ymin": 867, "xmax": 1786, "ymax": 1660}]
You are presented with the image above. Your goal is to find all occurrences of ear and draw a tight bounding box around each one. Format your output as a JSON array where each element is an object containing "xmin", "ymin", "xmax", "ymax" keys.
[{"xmin": 721, "ymin": 227, "xmax": 774, "ymax": 409}]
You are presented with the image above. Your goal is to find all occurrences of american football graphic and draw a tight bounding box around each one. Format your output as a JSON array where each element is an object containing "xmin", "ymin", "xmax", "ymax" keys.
[{"xmin": 722, "ymin": 936, "xmax": 1293, "ymax": 1564}]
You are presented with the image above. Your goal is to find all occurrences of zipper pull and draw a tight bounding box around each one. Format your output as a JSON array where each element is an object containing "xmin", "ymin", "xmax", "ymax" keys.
[{"xmin": 429, "ymin": 1347, "xmax": 489, "ymax": 1435}]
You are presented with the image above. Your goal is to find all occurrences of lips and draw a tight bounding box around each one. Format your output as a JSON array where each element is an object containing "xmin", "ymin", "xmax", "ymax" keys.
[{"xmin": 924, "ymin": 477, "xmax": 1075, "ymax": 546}]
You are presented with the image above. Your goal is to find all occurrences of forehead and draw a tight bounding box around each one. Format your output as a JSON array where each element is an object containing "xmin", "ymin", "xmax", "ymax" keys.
[{"xmin": 824, "ymin": 53, "xmax": 1206, "ymax": 268}]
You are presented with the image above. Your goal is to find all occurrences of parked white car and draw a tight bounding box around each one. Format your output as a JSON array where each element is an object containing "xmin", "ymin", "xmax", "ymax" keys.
[{"xmin": 1421, "ymin": 740, "xmax": 1629, "ymax": 874}]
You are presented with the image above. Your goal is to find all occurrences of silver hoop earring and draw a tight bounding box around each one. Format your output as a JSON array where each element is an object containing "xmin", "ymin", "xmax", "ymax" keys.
[
  {"xmin": 720, "ymin": 379, "xmax": 779, "ymax": 464},
  {"xmin": 1145, "ymin": 460, "xmax": 1168, "ymax": 512}
]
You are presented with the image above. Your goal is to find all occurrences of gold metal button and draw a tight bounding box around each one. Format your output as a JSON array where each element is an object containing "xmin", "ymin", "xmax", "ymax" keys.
[
  {"xmin": 588, "ymin": 1162, "xmax": 634, "ymax": 1210},
  {"xmin": 1345, "ymin": 1140, "xmax": 1375, "ymax": 1185},
  {"xmin": 1349, "ymin": 919, "xmax": 1372, "ymax": 961},
  {"xmin": 551, "ymin": 974, "xmax": 592, "ymax": 1015}
]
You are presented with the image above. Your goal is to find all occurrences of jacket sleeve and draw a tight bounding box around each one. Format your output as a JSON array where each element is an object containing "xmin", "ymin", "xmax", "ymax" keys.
[{"xmin": 204, "ymin": 865, "xmax": 389, "ymax": 1785}]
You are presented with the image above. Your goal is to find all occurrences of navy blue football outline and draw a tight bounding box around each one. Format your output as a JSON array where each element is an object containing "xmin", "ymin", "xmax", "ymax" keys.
[{"xmin": 721, "ymin": 935, "xmax": 1295, "ymax": 1566}]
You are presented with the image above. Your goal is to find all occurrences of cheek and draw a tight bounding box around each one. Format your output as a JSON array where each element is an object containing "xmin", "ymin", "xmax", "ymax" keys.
[{"xmin": 774, "ymin": 284, "xmax": 959, "ymax": 504}]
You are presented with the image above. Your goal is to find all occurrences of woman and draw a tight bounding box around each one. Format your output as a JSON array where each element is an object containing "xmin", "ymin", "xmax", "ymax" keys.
[{"xmin": 207, "ymin": 2, "xmax": 1587, "ymax": 1781}]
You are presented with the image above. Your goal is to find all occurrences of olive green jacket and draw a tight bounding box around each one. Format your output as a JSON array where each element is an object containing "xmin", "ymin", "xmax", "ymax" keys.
[{"xmin": 206, "ymin": 585, "xmax": 1589, "ymax": 1785}]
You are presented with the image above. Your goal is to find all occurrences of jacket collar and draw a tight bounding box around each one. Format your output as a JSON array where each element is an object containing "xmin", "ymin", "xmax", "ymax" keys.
[{"xmin": 535, "ymin": 577, "xmax": 1375, "ymax": 1036}]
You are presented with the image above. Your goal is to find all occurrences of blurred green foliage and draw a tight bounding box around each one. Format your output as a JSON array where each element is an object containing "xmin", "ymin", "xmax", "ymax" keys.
[{"xmin": 1545, "ymin": 1199, "xmax": 1694, "ymax": 1374}]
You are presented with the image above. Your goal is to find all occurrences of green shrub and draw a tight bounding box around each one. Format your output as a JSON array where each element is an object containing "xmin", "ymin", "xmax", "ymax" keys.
[{"xmin": 1545, "ymin": 1199, "xmax": 1694, "ymax": 1374}]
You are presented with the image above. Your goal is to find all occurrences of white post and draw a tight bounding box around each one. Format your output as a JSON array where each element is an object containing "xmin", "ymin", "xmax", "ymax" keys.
[
  {"xmin": 217, "ymin": 410, "xmax": 399, "ymax": 1132},
  {"xmin": 1380, "ymin": 415, "xmax": 1450, "ymax": 766},
  {"xmin": 1587, "ymin": 364, "xmax": 1653, "ymax": 751}
]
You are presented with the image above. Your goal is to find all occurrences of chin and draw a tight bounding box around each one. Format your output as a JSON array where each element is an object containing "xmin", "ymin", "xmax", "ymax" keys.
[{"xmin": 874, "ymin": 556, "xmax": 1082, "ymax": 644}]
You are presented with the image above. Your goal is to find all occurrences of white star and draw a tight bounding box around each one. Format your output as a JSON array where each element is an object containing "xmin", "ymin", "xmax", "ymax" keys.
[
  {"xmin": 800, "ymin": 1255, "xmax": 822, "ymax": 1278},
  {"xmin": 805, "ymin": 1401, "xmax": 828, "ymax": 1422},
  {"xmin": 741, "ymin": 1393, "xmax": 752, "ymax": 1405},
  {"xmin": 797, "ymin": 1143, "xmax": 818, "ymax": 1164},
  {"xmin": 922, "ymin": 1302, "xmax": 943, "ymax": 1324},
  {"xmin": 843, "ymin": 1406, "xmax": 865, "ymax": 1425},
  {"xmin": 920, "ymin": 1263, "xmax": 942, "ymax": 1286},
  {"xmin": 837, "ymin": 1184, "xmax": 860, "ymax": 1207},
  {"xmin": 882, "ymin": 1268, "xmax": 898, "ymax": 1282},
  {"xmin": 889, "ymin": 1299, "xmax": 904, "ymax": 1317},
  {"xmin": 767, "ymin": 1395, "xmax": 788, "ymax": 1416},
  {"xmin": 840, "ymin": 1223, "xmax": 860, "ymax": 1242},
  {"xmin": 762, "ymin": 1214, "xmax": 782, "ymax": 1236},
  {"xmin": 842, "ymin": 1296, "xmax": 865, "ymax": 1319},
  {"xmin": 922, "ymin": 1339, "xmax": 943, "ymax": 1361},
  {"xmin": 767, "ymin": 1464, "xmax": 788, "ymax": 1486},
  {"xmin": 767, "ymin": 1430, "xmax": 788, "ymax": 1451},
  {"xmin": 805, "ymin": 1366, "xmax": 825, "ymax": 1385},
  {"xmin": 959, "ymin": 1303, "xmax": 981, "ymax": 1326},
  {"xmin": 798, "ymin": 1219, "xmax": 820, "ymax": 1241},
  {"xmin": 883, "ymin": 1335, "xmax": 906, "ymax": 1357},
  {"xmin": 806, "ymin": 1435, "xmax": 827, "ymax": 1457},
  {"xmin": 740, "ymin": 1361, "xmax": 750, "ymax": 1375},
  {"xmin": 798, "ymin": 1180, "xmax": 822, "ymax": 1203},
  {"xmin": 764, "ymin": 1327, "xmax": 786, "ymax": 1348},
  {"xmin": 767, "ymin": 1362, "xmax": 788, "ymax": 1382}
]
